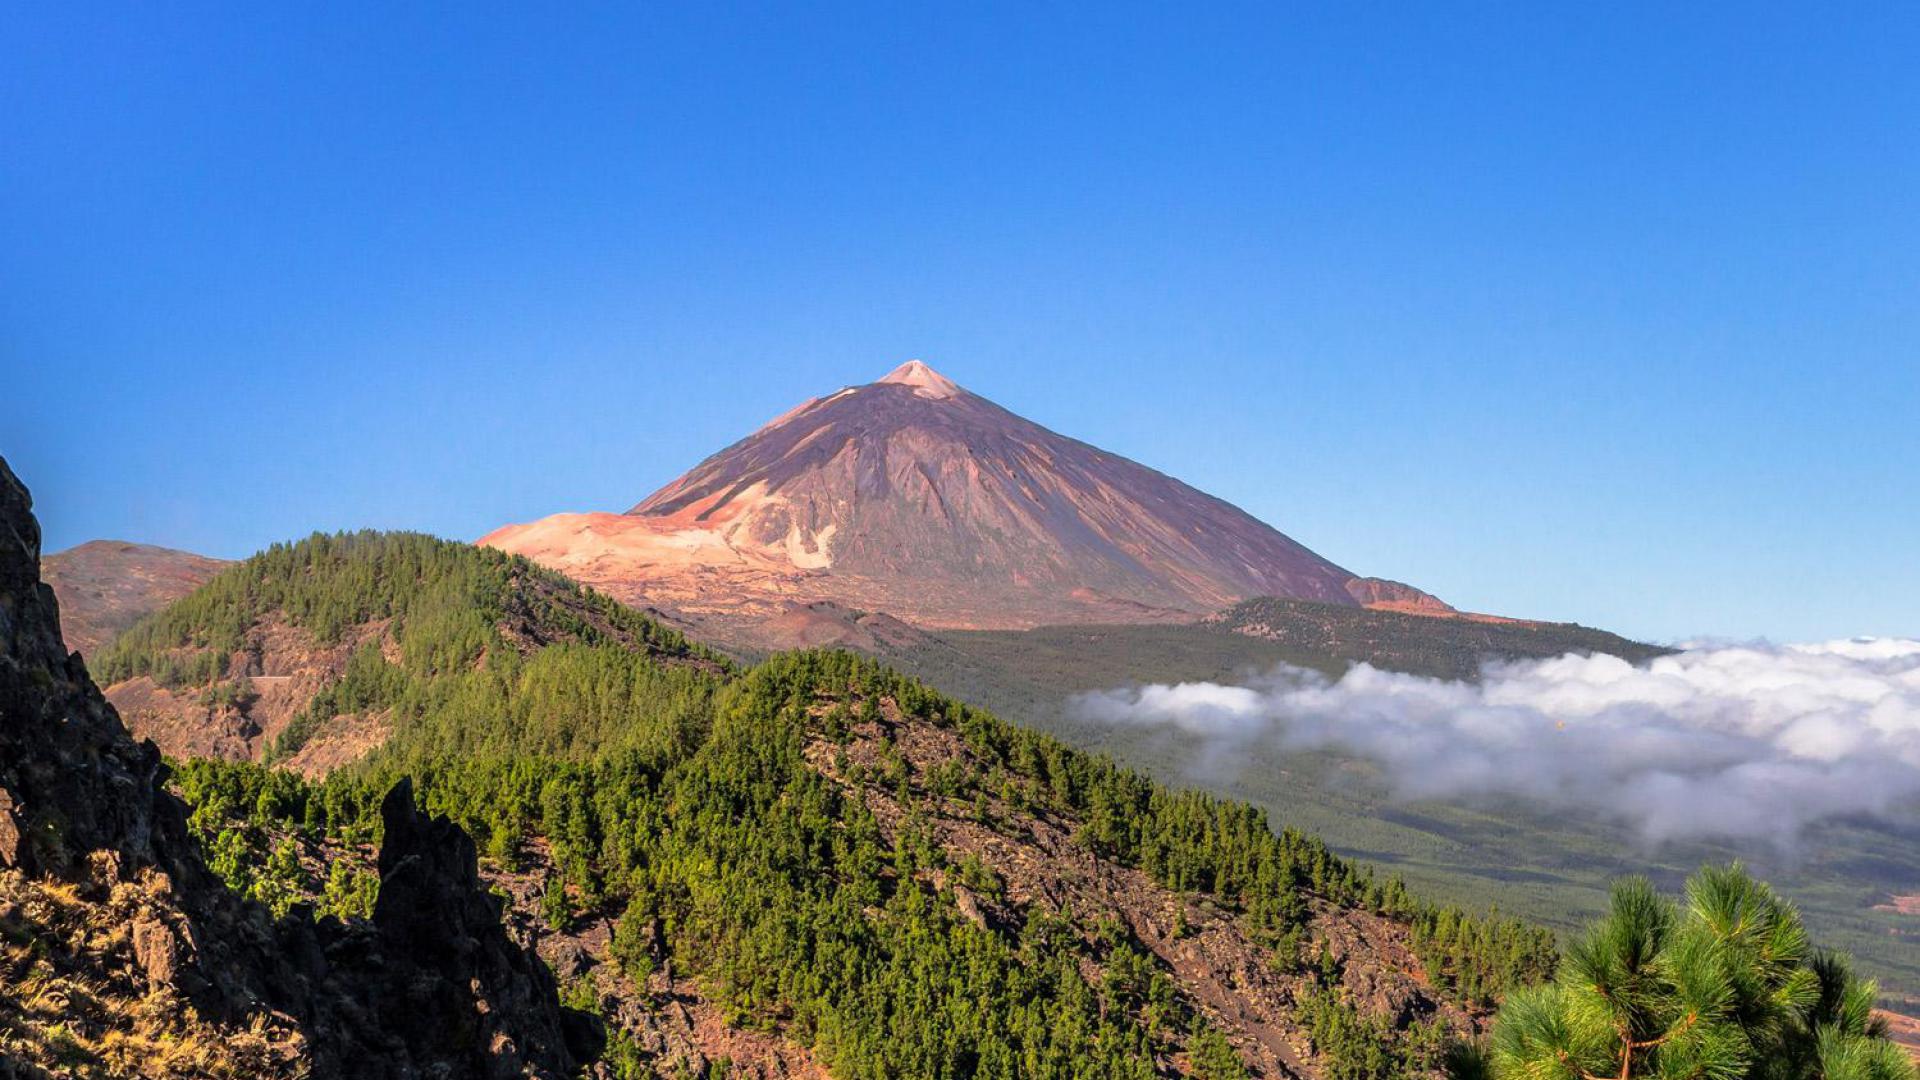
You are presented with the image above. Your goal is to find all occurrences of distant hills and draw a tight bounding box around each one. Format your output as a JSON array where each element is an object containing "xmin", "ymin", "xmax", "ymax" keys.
[
  {"xmin": 43, "ymin": 539, "xmax": 226, "ymax": 656},
  {"xmin": 1205, "ymin": 596, "xmax": 1669, "ymax": 679},
  {"xmin": 482, "ymin": 361, "xmax": 1458, "ymax": 650},
  {"xmin": 84, "ymin": 527, "xmax": 1652, "ymax": 780}
]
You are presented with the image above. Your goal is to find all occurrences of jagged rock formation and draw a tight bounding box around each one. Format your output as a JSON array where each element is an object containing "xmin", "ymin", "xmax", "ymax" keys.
[
  {"xmin": 0, "ymin": 467, "xmax": 187, "ymax": 883},
  {"xmin": 483, "ymin": 361, "xmax": 1451, "ymax": 644},
  {"xmin": 42, "ymin": 540, "xmax": 227, "ymax": 657},
  {"xmin": 368, "ymin": 777, "xmax": 592, "ymax": 1073},
  {"xmin": 0, "ymin": 456, "xmax": 594, "ymax": 1078}
]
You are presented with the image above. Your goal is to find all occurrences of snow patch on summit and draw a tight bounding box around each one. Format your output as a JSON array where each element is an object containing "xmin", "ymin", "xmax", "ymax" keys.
[{"xmin": 877, "ymin": 360, "xmax": 963, "ymax": 399}]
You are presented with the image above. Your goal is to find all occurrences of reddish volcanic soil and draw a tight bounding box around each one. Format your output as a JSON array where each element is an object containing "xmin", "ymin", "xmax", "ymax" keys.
[
  {"xmin": 1879, "ymin": 1009, "xmax": 1920, "ymax": 1059},
  {"xmin": 42, "ymin": 540, "xmax": 227, "ymax": 656},
  {"xmin": 484, "ymin": 361, "xmax": 1453, "ymax": 644}
]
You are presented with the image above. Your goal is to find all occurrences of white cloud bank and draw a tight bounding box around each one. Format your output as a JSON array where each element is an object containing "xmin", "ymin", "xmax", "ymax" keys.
[{"xmin": 1069, "ymin": 638, "xmax": 1920, "ymax": 846}]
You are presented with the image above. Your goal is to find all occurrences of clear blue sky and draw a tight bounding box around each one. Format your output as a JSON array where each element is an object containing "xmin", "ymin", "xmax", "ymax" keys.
[{"xmin": 6, "ymin": 3, "xmax": 1916, "ymax": 644}]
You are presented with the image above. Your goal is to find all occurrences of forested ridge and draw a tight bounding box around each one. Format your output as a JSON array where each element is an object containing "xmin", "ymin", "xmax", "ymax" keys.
[
  {"xmin": 95, "ymin": 529, "xmax": 722, "ymax": 682},
  {"xmin": 91, "ymin": 530, "xmax": 726, "ymax": 761},
  {"xmin": 121, "ymin": 531, "xmax": 1910, "ymax": 1077},
  {"xmin": 139, "ymin": 533, "xmax": 1555, "ymax": 1078},
  {"xmin": 176, "ymin": 648, "xmax": 1549, "ymax": 1077}
]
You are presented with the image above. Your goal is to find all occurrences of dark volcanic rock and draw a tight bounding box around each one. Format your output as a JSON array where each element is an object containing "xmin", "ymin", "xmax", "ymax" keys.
[
  {"xmin": 0, "ymin": 457, "xmax": 182, "ymax": 879},
  {"xmin": 369, "ymin": 777, "xmax": 596, "ymax": 1076},
  {"xmin": 0, "ymin": 455, "xmax": 594, "ymax": 1078}
]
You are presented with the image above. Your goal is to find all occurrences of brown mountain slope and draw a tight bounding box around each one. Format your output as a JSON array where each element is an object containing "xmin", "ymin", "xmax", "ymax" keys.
[
  {"xmin": 42, "ymin": 540, "xmax": 227, "ymax": 656},
  {"xmin": 483, "ymin": 361, "xmax": 1446, "ymax": 642}
]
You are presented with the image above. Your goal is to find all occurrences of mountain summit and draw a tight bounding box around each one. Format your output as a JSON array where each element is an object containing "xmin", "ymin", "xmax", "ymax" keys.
[
  {"xmin": 872, "ymin": 358, "xmax": 966, "ymax": 398},
  {"xmin": 483, "ymin": 363, "xmax": 1443, "ymax": 639}
]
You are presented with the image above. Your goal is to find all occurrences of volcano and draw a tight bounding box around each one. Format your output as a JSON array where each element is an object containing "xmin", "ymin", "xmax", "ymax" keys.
[{"xmin": 481, "ymin": 361, "xmax": 1445, "ymax": 639}]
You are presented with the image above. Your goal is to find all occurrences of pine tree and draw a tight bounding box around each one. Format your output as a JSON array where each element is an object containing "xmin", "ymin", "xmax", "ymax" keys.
[
  {"xmin": 1469, "ymin": 864, "xmax": 1916, "ymax": 1080},
  {"xmin": 1190, "ymin": 1028, "xmax": 1250, "ymax": 1080}
]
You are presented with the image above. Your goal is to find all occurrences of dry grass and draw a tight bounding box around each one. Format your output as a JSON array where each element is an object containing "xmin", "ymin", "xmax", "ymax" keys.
[{"xmin": 0, "ymin": 862, "xmax": 305, "ymax": 1079}]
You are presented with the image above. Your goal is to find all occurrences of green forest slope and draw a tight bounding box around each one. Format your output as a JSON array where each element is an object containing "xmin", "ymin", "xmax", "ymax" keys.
[
  {"xmin": 91, "ymin": 530, "xmax": 727, "ymax": 764},
  {"xmin": 869, "ymin": 613, "xmax": 1920, "ymax": 1008},
  {"xmin": 114, "ymin": 533, "xmax": 1595, "ymax": 1077}
]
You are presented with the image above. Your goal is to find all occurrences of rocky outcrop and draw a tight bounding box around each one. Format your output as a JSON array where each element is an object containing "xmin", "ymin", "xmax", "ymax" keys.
[
  {"xmin": 1342, "ymin": 576, "xmax": 1455, "ymax": 613},
  {"xmin": 0, "ymin": 455, "xmax": 595, "ymax": 1078},
  {"xmin": 0, "ymin": 460, "xmax": 186, "ymax": 881},
  {"xmin": 363, "ymin": 777, "xmax": 595, "ymax": 1076}
]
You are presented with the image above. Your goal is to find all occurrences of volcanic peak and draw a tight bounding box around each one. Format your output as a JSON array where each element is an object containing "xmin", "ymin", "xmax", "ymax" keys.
[
  {"xmin": 875, "ymin": 359, "xmax": 964, "ymax": 399},
  {"xmin": 483, "ymin": 359, "xmax": 1463, "ymax": 642}
]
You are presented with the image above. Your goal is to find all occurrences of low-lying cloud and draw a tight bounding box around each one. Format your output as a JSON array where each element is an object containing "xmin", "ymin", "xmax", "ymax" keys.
[{"xmin": 1069, "ymin": 638, "xmax": 1920, "ymax": 846}]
